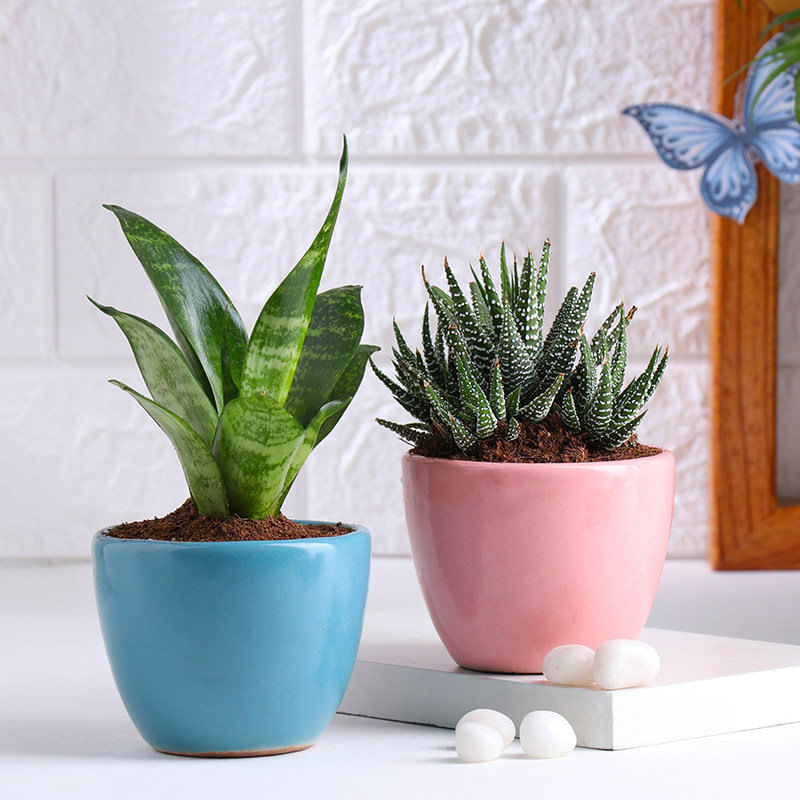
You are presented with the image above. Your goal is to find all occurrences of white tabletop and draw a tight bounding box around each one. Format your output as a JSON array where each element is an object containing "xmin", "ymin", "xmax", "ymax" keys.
[{"xmin": 3, "ymin": 557, "xmax": 800, "ymax": 799}]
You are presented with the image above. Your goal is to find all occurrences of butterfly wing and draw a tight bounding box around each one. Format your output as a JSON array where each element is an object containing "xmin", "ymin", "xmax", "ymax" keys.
[
  {"xmin": 699, "ymin": 142, "xmax": 758, "ymax": 224},
  {"xmin": 623, "ymin": 104, "xmax": 740, "ymax": 169},
  {"xmin": 744, "ymin": 34, "xmax": 800, "ymax": 183}
]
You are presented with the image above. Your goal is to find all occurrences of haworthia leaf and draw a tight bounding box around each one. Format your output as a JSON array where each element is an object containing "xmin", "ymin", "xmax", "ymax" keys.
[
  {"xmin": 213, "ymin": 394, "xmax": 306, "ymax": 518},
  {"xmin": 529, "ymin": 239, "xmax": 550, "ymax": 353},
  {"xmin": 445, "ymin": 260, "xmax": 494, "ymax": 376},
  {"xmin": 516, "ymin": 250, "xmax": 534, "ymax": 338},
  {"xmin": 316, "ymin": 344, "xmax": 380, "ymax": 444},
  {"xmin": 489, "ymin": 360, "xmax": 506, "ymax": 419},
  {"xmin": 110, "ymin": 381, "xmax": 228, "ymax": 517},
  {"xmin": 506, "ymin": 386, "xmax": 521, "ymax": 419},
  {"xmin": 448, "ymin": 412, "xmax": 477, "ymax": 450},
  {"xmin": 517, "ymin": 374, "xmax": 563, "ymax": 423},
  {"xmin": 393, "ymin": 319, "xmax": 415, "ymax": 364},
  {"xmin": 610, "ymin": 319, "xmax": 628, "ymax": 395},
  {"xmin": 376, "ymin": 418, "xmax": 426, "ymax": 444},
  {"xmin": 560, "ymin": 389, "xmax": 581, "ymax": 430},
  {"xmin": 370, "ymin": 358, "xmax": 428, "ymax": 420},
  {"xmin": 591, "ymin": 303, "xmax": 623, "ymax": 358},
  {"xmin": 241, "ymin": 138, "xmax": 348, "ymax": 405},
  {"xmin": 573, "ymin": 334, "xmax": 597, "ymax": 417},
  {"xmin": 499, "ymin": 242, "xmax": 512, "ymax": 303},
  {"xmin": 91, "ymin": 300, "xmax": 218, "ymax": 447},
  {"xmin": 499, "ymin": 301, "xmax": 535, "ymax": 391},
  {"xmin": 585, "ymin": 360, "xmax": 613, "ymax": 435},
  {"xmin": 104, "ymin": 206, "xmax": 248, "ymax": 413},
  {"xmin": 470, "ymin": 280, "xmax": 494, "ymax": 335},
  {"xmin": 478, "ymin": 254, "xmax": 504, "ymax": 337},
  {"xmin": 284, "ymin": 285, "xmax": 364, "ymax": 427},
  {"xmin": 278, "ymin": 399, "xmax": 348, "ymax": 508},
  {"xmin": 506, "ymin": 417, "xmax": 520, "ymax": 441},
  {"xmin": 591, "ymin": 410, "xmax": 646, "ymax": 450}
]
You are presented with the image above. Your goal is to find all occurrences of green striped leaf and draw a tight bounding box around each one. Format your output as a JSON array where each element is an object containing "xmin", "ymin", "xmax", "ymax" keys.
[
  {"xmin": 284, "ymin": 285, "xmax": 364, "ymax": 427},
  {"xmin": 110, "ymin": 381, "xmax": 228, "ymax": 517},
  {"xmin": 241, "ymin": 138, "xmax": 348, "ymax": 405},
  {"xmin": 104, "ymin": 206, "xmax": 248, "ymax": 413},
  {"xmin": 91, "ymin": 300, "xmax": 218, "ymax": 446},
  {"xmin": 278, "ymin": 399, "xmax": 348, "ymax": 507},
  {"xmin": 499, "ymin": 301, "xmax": 535, "ymax": 391},
  {"xmin": 585, "ymin": 360, "xmax": 613, "ymax": 435},
  {"xmin": 528, "ymin": 239, "xmax": 550, "ymax": 353},
  {"xmin": 376, "ymin": 418, "xmax": 426, "ymax": 445},
  {"xmin": 213, "ymin": 395, "xmax": 306, "ymax": 518},
  {"xmin": 591, "ymin": 411, "xmax": 646, "ymax": 450},
  {"xmin": 573, "ymin": 334, "xmax": 597, "ymax": 417},
  {"xmin": 488, "ymin": 359, "xmax": 506, "ymax": 419},
  {"xmin": 316, "ymin": 344, "xmax": 379, "ymax": 444},
  {"xmin": 478, "ymin": 254, "xmax": 504, "ymax": 337},
  {"xmin": 610, "ymin": 319, "xmax": 628, "ymax": 395},
  {"xmin": 499, "ymin": 242, "xmax": 512, "ymax": 302}
]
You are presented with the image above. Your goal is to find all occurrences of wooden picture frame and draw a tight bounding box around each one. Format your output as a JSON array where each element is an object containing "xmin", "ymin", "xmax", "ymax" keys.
[{"xmin": 710, "ymin": 0, "xmax": 800, "ymax": 568}]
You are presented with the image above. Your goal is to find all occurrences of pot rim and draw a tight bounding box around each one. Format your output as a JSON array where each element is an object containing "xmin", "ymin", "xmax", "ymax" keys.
[
  {"xmin": 403, "ymin": 448, "xmax": 674, "ymax": 469},
  {"xmin": 94, "ymin": 521, "xmax": 369, "ymax": 546}
]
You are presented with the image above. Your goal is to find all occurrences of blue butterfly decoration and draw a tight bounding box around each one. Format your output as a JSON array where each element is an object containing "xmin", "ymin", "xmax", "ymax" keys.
[{"xmin": 624, "ymin": 34, "xmax": 800, "ymax": 223}]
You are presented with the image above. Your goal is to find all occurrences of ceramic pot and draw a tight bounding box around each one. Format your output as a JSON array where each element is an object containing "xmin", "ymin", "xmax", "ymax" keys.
[
  {"xmin": 402, "ymin": 452, "xmax": 675, "ymax": 673},
  {"xmin": 93, "ymin": 524, "xmax": 370, "ymax": 756}
]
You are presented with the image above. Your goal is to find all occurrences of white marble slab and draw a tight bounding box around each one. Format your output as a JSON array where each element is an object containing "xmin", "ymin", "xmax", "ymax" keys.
[{"xmin": 340, "ymin": 608, "xmax": 800, "ymax": 750}]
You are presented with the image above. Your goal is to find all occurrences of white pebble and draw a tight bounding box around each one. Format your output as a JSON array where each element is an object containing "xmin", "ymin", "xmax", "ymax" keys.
[
  {"xmin": 592, "ymin": 639, "xmax": 660, "ymax": 690},
  {"xmin": 542, "ymin": 644, "xmax": 595, "ymax": 686},
  {"xmin": 455, "ymin": 722, "xmax": 505, "ymax": 762},
  {"xmin": 520, "ymin": 711, "xmax": 577, "ymax": 758},
  {"xmin": 456, "ymin": 708, "xmax": 515, "ymax": 747}
]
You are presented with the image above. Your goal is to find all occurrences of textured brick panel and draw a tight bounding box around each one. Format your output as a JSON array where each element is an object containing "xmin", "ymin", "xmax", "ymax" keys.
[
  {"xmin": 0, "ymin": 0, "xmax": 292, "ymax": 156},
  {"xmin": 0, "ymin": 366, "xmax": 308, "ymax": 558},
  {"xmin": 636, "ymin": 361, "xmax": 709, "ymax": 558},
  {"xmin": 304, "ymin": 0, "xmax": 712, "ymax": 155},
  {"xmin": 565, "ymin": 165, "xmax": 710, "ymax": 358},
  {"xmin": 0, "ymin": 173, "xmax": 50, "ymax": 359}
]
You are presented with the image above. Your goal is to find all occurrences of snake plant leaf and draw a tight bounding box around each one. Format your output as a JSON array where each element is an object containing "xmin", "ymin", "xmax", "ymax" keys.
[
  {"xmin": 103, "ymin": 205, "xmax": 247, "ymax": 413},
  {"xmin": 110, "ymin": 381, "xmax": 228, "ymax": 517},
  {"xmin": 284, "ymin": 285, "xmax": 364, "ymax": 427},
  {"xmin": 91, "ymin": 300, "xmax": 218, "ymax": 446},
  {"xmin": 315, "ymin": 343, "xmax": 380, "ymax": 445},
  {"xmin": 213, "ymin": 394, "xmax": 306, "ymax": 518},
  {"xmin": 241, "ymin": 138, "xmax": 348, "ymax": 405},
  {"xmin": 278, "ymin": 399, "xmax": 349, "ymax": 506}
]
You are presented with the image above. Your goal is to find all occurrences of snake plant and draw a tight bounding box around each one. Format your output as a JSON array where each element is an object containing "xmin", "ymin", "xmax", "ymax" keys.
[
  {"xmin": 91, "ymin": 140, "xmax": 377, "ymax": 519},
  {"xmin": 373, "ymin": 240, "xmax": 667, "ymax": 453}
]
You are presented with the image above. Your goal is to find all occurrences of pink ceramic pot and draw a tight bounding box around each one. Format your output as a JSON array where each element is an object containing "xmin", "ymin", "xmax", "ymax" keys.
[{"xmin": 402, "ymin": 451, "xmax": 675, "ymax": 673}]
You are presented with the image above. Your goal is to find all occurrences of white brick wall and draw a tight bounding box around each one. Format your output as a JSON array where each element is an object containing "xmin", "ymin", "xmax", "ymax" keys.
[{"xmin": 0, "ymin": 0, "xmax": 752, "ymax": 559}]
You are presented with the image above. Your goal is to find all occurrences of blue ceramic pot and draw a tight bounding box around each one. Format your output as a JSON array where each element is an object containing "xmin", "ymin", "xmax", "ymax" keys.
[{"xmin": 93, "ymin": 524, "xmax": 370, "ymax": 757}]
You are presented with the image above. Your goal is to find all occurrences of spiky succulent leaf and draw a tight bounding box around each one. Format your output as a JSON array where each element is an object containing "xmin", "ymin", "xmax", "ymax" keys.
[
  {"xmin": 376, "ymin": 418, "xmax": 426, "ymax": 444},
  {"xmin": 499, "ymin": 242, "xmax": 512, "ymax": 302},
  {"xmin": 560, "ymin": 389, "xmax": 581, "ymax": 430},
  {"xmin": 91, "ymin": 300, "xmax": 218, "ymax": 447},
  {"xmin": 517, "ymin": 374, "xmax": 564, "ymax": 423},
  {"xmin": 612, "ymin": 346, "xmax": 664, "ymax": 426},
  {"xmin": 610, "ymin": 318, "xmax": 628, "ymax": 395},
  {"xmin": 241, "ymin": 138, "xmax": 347, "ymax": 405},
  {"xmin": 584, "ymin": 360, "xmax": 614, "ymax": 435},
  {"xmin": 470, "ymin": 280, "xmax": 494, "ymax": 335},
  {"xmin": 499, "ymin": 301, "xmax": 535, "ymax": 391},
  {"xmin": 506, "ymin": 386, "xmax": 521, "ymax": 419},
  {"xmin": 527, "ymin": 239, "xmax": 550, "ymax": 353},
  {"xmin": 488, "ymin": 360, "xmax": 506, "ymax": 418},
  {"xmin": 104, "ymin": 205, "xmax": 248, "ymax": 412},
  {"xmin": 478, "ymin": 254, "xmax": 504, "ymax": 337},
  {"xmin": 573, "ymin": 334, "xmax": 597, "ymax": 417},
  {"xmin": 506, "ymin": 417, "xmax": 521, "ymax": 441},
  {"xmin": 592, "ymin": 410, "xmax": 647, "ymax": 450},
  {"xmin": 445, "ymin": 260, "xmax": 494, "ymax": 374},
  {"xmin": 284, "ymin": 285, "xmax": 364, "ymax": 427},
  {"xmin": 110, "ymin": 381, "xmax": 228, "ymax": 517},
  {"xmin": 448, "ymin": 412, "xmax": 477, "ymax": 450},
  {"xmin": 213, "ymin": 394, "xmax": 306, "ymax": 518},
  {"xmin": 370, "ymin": 359, "xmax": 428, "ymax": 420}
]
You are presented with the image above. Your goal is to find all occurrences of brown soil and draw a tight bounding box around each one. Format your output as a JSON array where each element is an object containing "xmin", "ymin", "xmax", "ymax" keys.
[
  {"xmin": 411, "ymin": 412, "xmax": 662, "ymax": 463},
  {"xmin": 105, "ymin": 499, "xmax": 353, "ymax": 542}
]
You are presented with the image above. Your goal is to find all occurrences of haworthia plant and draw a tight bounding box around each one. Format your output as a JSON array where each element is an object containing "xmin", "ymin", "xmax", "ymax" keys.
[
  {"xmin": 373, "ymin": 240, "xmax": 667, "ymax": 454},
  {"xmin": 92, "ymin": 139, "xmax": 377, "ymax": 519}
]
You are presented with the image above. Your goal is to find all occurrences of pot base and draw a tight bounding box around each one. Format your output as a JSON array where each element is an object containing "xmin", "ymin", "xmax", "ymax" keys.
[{"xmin": 156, "ymin": 743, "xmax": 312, "ymax": 758}]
